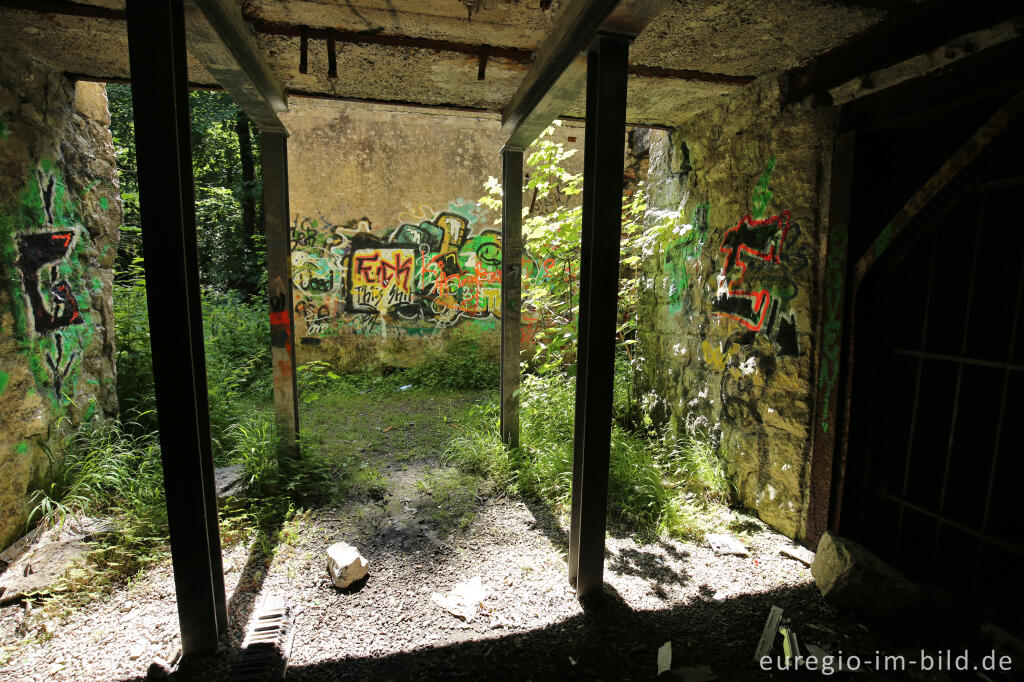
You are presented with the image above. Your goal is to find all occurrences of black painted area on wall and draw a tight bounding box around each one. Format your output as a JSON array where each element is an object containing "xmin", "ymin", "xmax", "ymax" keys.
[{"xmin": 842, "ymin": 88, "xmax": 1024, "ymax": 634}]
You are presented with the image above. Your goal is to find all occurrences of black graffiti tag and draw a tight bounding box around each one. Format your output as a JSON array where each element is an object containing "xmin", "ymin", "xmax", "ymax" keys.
[{"xmin": 16, "ymin": 231, "xmax": 84, "ymax": 335}]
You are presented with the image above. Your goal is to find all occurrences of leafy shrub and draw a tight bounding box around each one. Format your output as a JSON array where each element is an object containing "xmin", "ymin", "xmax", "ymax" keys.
[
  {"xmin": 405, "ymin": 330, "xmax": 499, "ymax": 390},
  {"xmin": 112, "ymin": 275, "xmax": 271, "ymax": 459},
  {"xmin": 445, "ymin": 371, "xmax": 734, "ymax": 540}
]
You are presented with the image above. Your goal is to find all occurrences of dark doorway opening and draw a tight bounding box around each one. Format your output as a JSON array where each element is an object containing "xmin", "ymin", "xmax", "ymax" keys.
[{"xmin": 841, "ymin": 83, "xmax": 1024, "ymax": 634}]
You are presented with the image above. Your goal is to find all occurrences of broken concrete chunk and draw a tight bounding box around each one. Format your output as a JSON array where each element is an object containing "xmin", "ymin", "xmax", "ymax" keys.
[
  {"xmin": 811, "ymin": 532, "xmax": 927, "ymax": 620},
  {"xmin": 326, "ymin": 542, "xmax": 368, "ymax": 589},
  {"xmin": 754, "ymin": 605, "xmax": 783, "ymax": 661},
  {"xmin": 431, "ymin": 576, "xmax": 486, "ymax": 622},
  {"xmin": 706, "ymin": 533, "xmax": 748, "ymax": 557},
  {"xmin": 0, "ymin": 535, "xmax": 88, "ymax": 605},
  {"xmin": 214, "ymin": 465, "xmax": 244, "ymax": 499},
  {"xmin": 780, "ymin": 545, "xmax": 814, "ymax": 566},
  {"xmin": 657, "ymin": 641, "xmax": 672, "ymax": 675}
]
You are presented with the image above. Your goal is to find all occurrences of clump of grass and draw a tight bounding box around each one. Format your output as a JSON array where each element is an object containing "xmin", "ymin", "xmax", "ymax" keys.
[
  {"xmin": 405, "ymin": 331, "xmax": 499, "ymax": 390},
  {"xmin": 416, "ymin": 469, "xmax": 480, "ymax": 532},
  {"xmin": 227, "ymin": 413, "xmax": 340, "ymax": 507},
  {"xmin": 25, "ymin": 416, "xmax": 169, "ymax": 602},
  {"xmin": 659, "ymin": 431, "xmax": 732, "ymax": 505},
  {"xmin": 445, "ymin": 372, "xmax": 735, "ymax": 541}
]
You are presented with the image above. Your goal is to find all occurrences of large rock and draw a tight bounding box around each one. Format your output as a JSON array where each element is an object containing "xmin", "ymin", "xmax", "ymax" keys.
[
  {"xmin": 326, "ymin": 542, "xmax": 368, "ymax": 589},
  {"xmin": 811, "ymin": 532, "xmax": 927, "ymax": 619}
]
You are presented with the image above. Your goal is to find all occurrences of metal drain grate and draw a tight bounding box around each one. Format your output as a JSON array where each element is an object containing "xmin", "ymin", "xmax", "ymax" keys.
[{"xmin": 230, "ymin": 594, "xmax": 295, "ymax": 681}]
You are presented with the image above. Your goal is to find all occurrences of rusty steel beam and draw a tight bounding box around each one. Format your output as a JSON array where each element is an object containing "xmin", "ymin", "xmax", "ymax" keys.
[
  {"xmin": 805, "ymin": 131, "xmax": 854, "ymax": 548},
  {"xmin": 500, "ymin": 147, "xmax": 524, "ymax": 449},
  {"xmin": 782, "ymin": 0, "xmax": 1022, "ymax": 105},
  {"xmin": 184, "ymin": 0, "xmax": 288, "ymax": 133},
  {"xmin": 262, "ymin": 132, "xmax": 300, "ymax": 452},
  {"xmin": 568, "ymin": 32, "xmax": 632, "ymax": 600},
  {"xmin": 250, "ymin": 20, "xmax": 533, "ymax": 64},
  {"xmin": 500, "ymin": 0, "xmax": 669, "ymax": 149},
  {"xmin": 125, "ymin": 0, "xmax": 227, "ymax": 655}
]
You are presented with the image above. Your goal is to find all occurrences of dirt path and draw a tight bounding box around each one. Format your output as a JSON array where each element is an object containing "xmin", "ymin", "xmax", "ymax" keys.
[{"xmin": 0, "ymin": 389, "xmax": 950, "ymax": 681}]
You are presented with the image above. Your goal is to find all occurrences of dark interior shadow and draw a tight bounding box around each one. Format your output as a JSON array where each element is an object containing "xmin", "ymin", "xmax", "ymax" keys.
[
  {"xmin": 607, "ymin": 546, "xmax": 691, "ymax": 588},
  {"xmin": 111, "ymin": 581, "xmax": 968, "ymax": 682}
]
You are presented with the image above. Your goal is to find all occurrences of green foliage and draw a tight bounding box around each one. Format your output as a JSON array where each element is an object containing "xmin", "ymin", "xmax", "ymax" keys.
[
  {"xmin": 444, "ymin": 373, "xmax": 726, "ymax": 539},
  {"xmin": 112, "ymin": 270, "xmax": 272, "ymax": 458},
  {"xmin": 404, "ymin": 330, "xmax": 499, "ymax": 390},
  {"xmin": 107, "ymin": 84, "xmax": 265, "ymax": 297},
  {"xmin": 226, "ymin": 414, "xmax": 335, "ymax": 506},
  {"xmin": 658, "ymin": 431, "xmax": 732, "ymax": 505},
  {"xmin": 27, "ymin": 417, "xmax": 169, "ymax": 588}
]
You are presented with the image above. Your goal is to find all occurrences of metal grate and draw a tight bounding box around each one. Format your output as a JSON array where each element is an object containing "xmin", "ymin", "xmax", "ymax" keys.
[
  {"xmin": 843, "ymin": 128, "xmax": 1024, "ymax": 633},
  {"xmin": 230, "ymin": 594, "xmax": 294, "ymax": 682}
]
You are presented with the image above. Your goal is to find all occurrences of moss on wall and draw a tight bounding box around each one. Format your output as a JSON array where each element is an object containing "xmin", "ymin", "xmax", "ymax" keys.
[
  {"xmin": 638, "ymin": 79, "xmax": 836, "ymax": 541},
  {"xmin": 0, "ymin": 48, "xmax": 121, "ymax": 549}
]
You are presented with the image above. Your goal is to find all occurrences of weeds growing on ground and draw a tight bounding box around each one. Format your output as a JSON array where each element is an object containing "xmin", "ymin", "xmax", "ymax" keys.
[
  {"xmin": 416, "ymin": 469, "xmax": 480, "ymax": 533},
  {"xmin": 445, "ymin": 372, "xmax": 734, "ymax": 540},
  {"xmin": 22, "ymin": 411, "xmax": 339, "ymax": 614}
]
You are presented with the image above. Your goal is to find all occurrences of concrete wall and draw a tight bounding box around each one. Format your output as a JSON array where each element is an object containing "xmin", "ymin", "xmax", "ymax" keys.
[
  {"xmin": 0, "ymin": 47, "xmax": 121, "ymax": 549},
  {"xmin": 281, "ymin": 99, "xmax": 584, "ymax": 369},
  {"xmin": 638, "ymin": 79, "xmax": 836, "ymax": 540}
]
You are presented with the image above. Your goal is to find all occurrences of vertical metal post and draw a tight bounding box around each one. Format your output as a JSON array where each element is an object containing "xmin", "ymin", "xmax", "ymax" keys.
[
  {"xmin": 568, "ymin": 32, "xmax": 631, "ymax": 600},
  {"xmin": 125, "ymin": 0, "xmax": 226, "ymax": 655},
  {"xmin": 500, "ymin": 146, "xmax": 524, "ymax": 448},
  {"xmin": 262, "ymin": 131, "xmax": 300, "ymax": 450},
  {"xmin": 806, "ymin": 132, "xmax": 854, "ymax": 544}
]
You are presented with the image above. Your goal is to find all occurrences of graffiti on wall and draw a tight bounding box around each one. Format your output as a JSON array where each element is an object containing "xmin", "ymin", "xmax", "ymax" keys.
[
  {"xmin": 6, "ymin": 165, "xmax": 92, "ymax": 404},
  {"xmin": 289, "ymin": 204, "xmax": 558, "ymax": 340},
  {"xmin": 665, "ymin": 202, "xmax": 709, "ymax": 311},
  {"xmin": 710, "ymin": 159, "xmax": 800, "ymax": 356}
]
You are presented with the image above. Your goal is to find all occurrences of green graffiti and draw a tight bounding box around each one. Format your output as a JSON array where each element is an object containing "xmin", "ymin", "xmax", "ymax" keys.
[
  {"xmin": 0, "ymin": 371, "xmax": 9, "ymax": 395},
  {"xmin": 1, "ymin": 162, "xmax": 93, "ymax": 411},
  {"xmin": 751, "ymin": 157, "xmax": 777, "ymax": 220},
  {"xmin": 83, "ymin": 399, "xmax": 97, "ymax": 422},
  {"xmin": 872, "ymin": 222, "xmax": 897, "ymax": 260},
  {"xmin": 15, "ymin": 441, "xmax": 28, "ymax": 455},
  {"xmin": 99, "ymin": 196, "xmax": 109, "ymax": 211},
  {"xmin": 818, "ymin": 224, "xmax": 849, "ymax": 432},
  {"xmin": 664, "ymin": 202, "xmax": 710, "ymax": 312}
]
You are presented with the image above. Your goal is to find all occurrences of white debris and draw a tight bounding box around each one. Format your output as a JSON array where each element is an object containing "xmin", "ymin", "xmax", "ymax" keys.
[
  {"xmin": 431, "ymin": 576, "xmax": 487, "ymax": 622},
  {"xmin": 326, "ymin": 542, "xmax": 368, "ymax": 589},
  {"xmin": 706, "ymin": 533, "xmax": 749, "ymax": 557}
]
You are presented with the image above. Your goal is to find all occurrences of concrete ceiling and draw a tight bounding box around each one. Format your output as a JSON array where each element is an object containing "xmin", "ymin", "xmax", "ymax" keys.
[{"xmin": 1, "ymin": 0, "xmax": 888, "ymax": 126}]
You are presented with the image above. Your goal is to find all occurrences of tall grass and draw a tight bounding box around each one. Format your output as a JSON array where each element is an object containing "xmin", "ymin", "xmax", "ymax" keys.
[
  {"xmin": 24, "ymin": 410, "xmax": 337, "ymax": 602},
  {"xmin": 444, "ymin": 371, "xmax": 733, "ymax": 540},
  {"xmin": 113, "ymin": 276, "xmax": 273, "ymax": 461}
]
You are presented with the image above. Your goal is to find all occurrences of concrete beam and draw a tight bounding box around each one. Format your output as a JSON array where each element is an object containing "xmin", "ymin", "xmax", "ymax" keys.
[
  {"xmin": 500, "ymin": 0, "xmax": 669, "ymax": 148},
  {"xmin": 184, "ymin": 0, "xmax": 288, "ymax": 133}
]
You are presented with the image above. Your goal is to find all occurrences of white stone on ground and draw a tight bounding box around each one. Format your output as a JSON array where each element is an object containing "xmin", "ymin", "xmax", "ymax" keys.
[{"xmin": 326, "ymin": 542, "xmax": 369, "ymax": 588}]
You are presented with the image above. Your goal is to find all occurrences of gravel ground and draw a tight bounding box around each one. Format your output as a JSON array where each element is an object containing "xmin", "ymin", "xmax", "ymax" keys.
[{"xmin": 0, "ymin": 391, "xmax": 979, "ymax": 682}]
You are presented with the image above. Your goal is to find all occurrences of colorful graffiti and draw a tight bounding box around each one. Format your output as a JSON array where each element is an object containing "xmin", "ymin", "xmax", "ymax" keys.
[
  {"xmin": 3, "ymin": 164, "xmax": 92, "ymax": 405},
  {"xmin": 289, "ymin": 205, "xmax": 558, "ymax": 340},
  {"xmin": 665, "ymin": 202, "xmax": 710, "ymax": 311},
  {"xmin": 710, "ymin": 160, "xmax": 799, "ymax": 356}
]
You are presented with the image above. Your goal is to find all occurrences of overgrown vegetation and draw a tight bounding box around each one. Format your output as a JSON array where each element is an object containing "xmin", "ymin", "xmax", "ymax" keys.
[
  {"xmin": 14, "ymin": 115, "xmax": 736, "ymax": 642},
  {"xmin": 447, "ymin": 126, "xmax": 734, "ymax": 539}
]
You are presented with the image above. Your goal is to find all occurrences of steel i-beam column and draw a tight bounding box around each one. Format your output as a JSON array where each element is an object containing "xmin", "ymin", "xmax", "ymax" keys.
[
  {"xmin": 568, "ymin": 32, "xmax": 631, "ymax": 599},
  {"xmin": 500, "ymin": 146, "xmax": 525, "ymax": 448},
  {"xmin": 125, "ymin": 0, "xmax": 227, "ymax": 654},
  {"xmin": 262, "ymin": 132, "xmax": 300, "ymax": 450}
]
